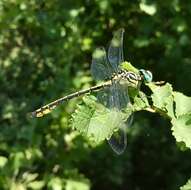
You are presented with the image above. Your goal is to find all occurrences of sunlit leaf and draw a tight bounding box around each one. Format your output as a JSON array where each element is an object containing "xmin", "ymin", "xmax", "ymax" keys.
[
  {"xmin": 0, "ymin": 156, "xmax": 8, "ymax": 168},
  {"xmin": 133, "ymin": 91, "xmax": 149, "ymax": 111},
  {"xmin": 47, "ymin": 177, "xmax": 62, "ymax": 190},
  {"xmin": 149, "ymin": 83, "xmax": 173, "ymax": 109},
  {"xmin": 65, "ymin": 179, "xmax": 90, "ymax": 190},
  {"xmin": 27, "ymin": 181, "xmax": 45, "ymax": 190},
  {"xmin": 10, "ymin": 183, "xmax": 25, "ymax": 190},
  {"xmin": 148, "ymin": 83, "xmax": 175, "ymax": 118},
  {"xmin": 180, "ymin": 178, "xmax": 191, "ymax": 190},
  {"xmin": 174, "ymin": 92, "xmax": 191, "ymax": 117},
  {"xmin": 22, "ymin": 173, "xmax": 38, "ymax": 183},
  {"xmin": 10, "ymin": 152, "xmax": 25, "ymax": 171},
  {"xmin": 71, "ymin": 96, "xmax": 128, "ymax": 143},
  {"xmin": 139, "ymin": 2, "xmax": 156, "ymax": 15},
  {"xmin": 120, "ymin": 61, "xmax": 139, "ymax": 74},
  {"xmin": 172, "ymin": 114, "xmax": 191, "ymax": 149}
]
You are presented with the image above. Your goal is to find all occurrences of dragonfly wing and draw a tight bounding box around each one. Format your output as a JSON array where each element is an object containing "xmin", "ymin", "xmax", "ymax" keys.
[
  {"xmin": 108, "ymin": 124, "xmax": 127, "ymax": 155},
  {"xmin": 109, "ymin": 80, "xmax": 130, "ymax": 110},
  {"xmin": 108, "ymin": 28, "xmax": 124, "ymax": 72},
  {"xmin": 107, "ymin": 81, "xmax": 133, "ymax": 154},
  {"xmin": 91, "ymin": 47, "xmax": 113, "ymax": 81},
  {"xmin": 127, "ymin": 113, "xmax": 134, "ymax": 127},
  {"xmin": 108, "ymin": 113, "xmax": 133, "ymax": 155},
  {"xmin": 97, "ymin": 81, "xmax": 130, "ymax": 109}
]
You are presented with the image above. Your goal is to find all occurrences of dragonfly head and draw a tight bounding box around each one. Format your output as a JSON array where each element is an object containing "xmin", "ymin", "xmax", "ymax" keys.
[{"xmin": 139, "ymin": 69, "xmax": 153, "ymax": 83}]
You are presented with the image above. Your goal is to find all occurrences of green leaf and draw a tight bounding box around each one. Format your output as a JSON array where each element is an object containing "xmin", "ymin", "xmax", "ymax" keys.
[
  {"xmin": 65, "ymin": 179, "xmax": 90, "ymax": 190},
  {"xmin": 10, "ymin": 182, "xmax": 25, "ymax": 190},
  {"xmin": 180, "ymin": 178, "xmax": 191, "ymax": 190},
  {"xmin": 71, "ymin": 96, "xmax": 129, "ymax": 143},
  {"xmin": 174, "ymin": 92, "xmax": 191, "ymax": 117},
  {"xmin": 48, "ymin": 177, "xmax": 62, "ymax": 190},
  {"xmin": 0, "ymin": 156, "xmax": 8, "ymax": 168},
  {"xmin": 27, "ymin": 181, "xmax": 45, "ymax": 190},
  {"xmin": 120, "ymin": 61, "xmax": 139, "ymax": 74},
  {"xmin": 149, "ymin": 83, "xmax": 173, "ymax": 109},
  {"xmin": 133, "ymin": 91, "xmax": 149, "ymax": 111},
  {"xmin": 10, "ymin": 152, "xmax": 25, "ymax": 171},
  {"xmin": 148, "ymin": 83, "xmax": 175, "ymax": 118},
  {"xmin": 22, "ymin": 173, "xmax": 38, "ymax": 183},
  {"xmin": 164, "ymin": 95, "xmax": 175, "ymax": 119},
  {"xmin": 172, "ymin": 114, "xmax": 191, "ymax": 149}
]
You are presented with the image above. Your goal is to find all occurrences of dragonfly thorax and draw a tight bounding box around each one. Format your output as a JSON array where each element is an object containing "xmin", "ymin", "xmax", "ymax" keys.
[{"xmin": 112, "ymin": 70, "xmax": 142, "ymax": 86}]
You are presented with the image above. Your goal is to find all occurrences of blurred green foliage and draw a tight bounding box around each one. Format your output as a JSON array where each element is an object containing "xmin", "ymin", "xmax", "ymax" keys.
[{"xmin": 1, "ymin": 0, "xmax": 191, "ymax": 189}]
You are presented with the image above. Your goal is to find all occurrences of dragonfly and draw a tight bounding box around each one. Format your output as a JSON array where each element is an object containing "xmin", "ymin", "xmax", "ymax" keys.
[{"xmin": 30, "ymin": 28, "xmax": 153, "ymax": 154}]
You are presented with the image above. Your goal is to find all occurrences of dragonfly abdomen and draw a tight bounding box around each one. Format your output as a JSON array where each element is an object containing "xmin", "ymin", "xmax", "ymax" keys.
[{"xmin": 30, "ymin": 81, "xmax": 112, "ymax": 118}]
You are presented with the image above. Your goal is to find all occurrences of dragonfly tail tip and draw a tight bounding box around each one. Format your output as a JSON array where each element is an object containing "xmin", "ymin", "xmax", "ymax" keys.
[{"xmin": 27, "ymin": 111, "xmax": 36, "ymax": 118}]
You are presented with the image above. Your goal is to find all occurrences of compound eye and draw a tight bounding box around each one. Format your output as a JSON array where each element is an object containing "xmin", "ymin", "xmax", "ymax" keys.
[
  {"xmin": 145, "ymin": 70, "xmax": 153, "ymax": 82},
  {"xmin": 139, "ymin": 69, "xmax": 153, "ymax": 83}
]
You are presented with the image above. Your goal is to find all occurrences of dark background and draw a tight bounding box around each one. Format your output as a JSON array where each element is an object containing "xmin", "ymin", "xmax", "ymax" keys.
[{"xmin": 1, "ymin": 0, "xmax": 191, "ymax": 189}]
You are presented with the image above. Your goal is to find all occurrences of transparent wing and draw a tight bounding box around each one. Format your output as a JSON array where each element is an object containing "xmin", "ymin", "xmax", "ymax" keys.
[
  {"xmin": 107, "ymin": 124, "xmax": 127, "ymax": 155},
  {"xmin": 109, "ymin": 80, "xmax": 130, "ymax": 110},
  {"xmin": 127, "ymin": 113, "xmax": 134, "ymax": 127},
  {"xmin": 108, "ymin": 113, "xmax": 133, "ymax": 155},
  {"xmin": 97, "ymin": 81, "xmax": 129, "ymax": 109},
  {"xmin": 97, "ymin": 82, "xmax": 133, "ymax": 154},
  {"xmin": 100, "ymin": 81, "xmax": 132, "ymax": 155},
  {"xmin": 91, "ymin": 47, "xmax": 113, "ymax": 81},
  {"xmin": 108, "ymin": 28, "xmax": 125, "ymax": 72}
]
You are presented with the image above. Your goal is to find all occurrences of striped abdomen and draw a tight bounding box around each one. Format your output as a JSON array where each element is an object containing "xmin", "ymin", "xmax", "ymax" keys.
[{"xmin": 30, "ymin": 81, "xmax": 112, "ymax": 118}]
